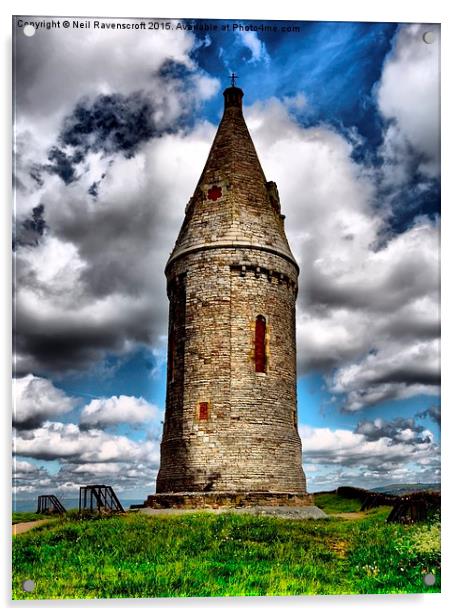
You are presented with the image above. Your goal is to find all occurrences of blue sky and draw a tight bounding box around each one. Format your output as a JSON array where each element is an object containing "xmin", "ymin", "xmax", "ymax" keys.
[{"xmin": 13, "ymin": 17, "xmax": 440, "ymax": 502}]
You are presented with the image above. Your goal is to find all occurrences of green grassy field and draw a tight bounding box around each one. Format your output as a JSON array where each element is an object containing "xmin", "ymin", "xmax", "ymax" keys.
[
  {"xmin": 12, "ymin": 500, "xmax": 440, "ymax": 599},
  {"xmin": 313, "ymin": 492, "xmax": 363, "ymax": 513},
  {"xmin": 12, "ymin": 512, "xmax": 54, "ymax": 525}
]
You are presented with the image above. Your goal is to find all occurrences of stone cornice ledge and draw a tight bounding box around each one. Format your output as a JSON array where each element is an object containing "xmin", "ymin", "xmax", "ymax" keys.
[{"xmin": 166, "ymin": 241, "xmax": 299, "ymax": 274}]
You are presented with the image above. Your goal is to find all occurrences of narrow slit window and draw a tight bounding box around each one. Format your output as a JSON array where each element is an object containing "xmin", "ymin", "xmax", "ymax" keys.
[
  {"xmin": 255, "ymin": 315, "xmax": 267, "ymax": 373},
  {"xmin": 199, "ymin": 401, "xmax": 209, "ymax": 420}
]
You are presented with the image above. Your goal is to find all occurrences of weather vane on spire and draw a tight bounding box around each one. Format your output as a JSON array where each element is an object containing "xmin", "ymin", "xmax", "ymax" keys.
[{"xmin": 230, "ymin": 72, "xmax": 238, "ymax": 87}]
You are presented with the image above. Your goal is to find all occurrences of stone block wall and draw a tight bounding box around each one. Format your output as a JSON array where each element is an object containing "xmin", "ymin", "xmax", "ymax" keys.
[
  {"xmin": 155, "ymin": 247, "xmax": 307, "ymax": 494},
  {"xmin": 144, "ymin": 491, "xmax": 314, "ymax": 509}
]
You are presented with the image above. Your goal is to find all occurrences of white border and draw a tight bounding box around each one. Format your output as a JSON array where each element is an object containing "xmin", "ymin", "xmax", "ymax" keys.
[{"xmin": 2, "ymin": 1, "xmax": 459, "ymax": 614}]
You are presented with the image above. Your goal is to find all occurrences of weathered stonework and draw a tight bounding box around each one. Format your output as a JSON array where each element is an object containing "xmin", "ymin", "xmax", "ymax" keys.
[
  {"xmin": 147, "ymin": 85, "xmax": 310, "ymax": 508},
  {"xmin": 144, "ymin": 491, "xmax": 313, "ymax": 509}
]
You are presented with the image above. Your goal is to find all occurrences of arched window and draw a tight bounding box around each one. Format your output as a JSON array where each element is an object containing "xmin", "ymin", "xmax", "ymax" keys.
[{"xmin": 255, "ymin": 315, "xmax": 267, "ymax": 373}]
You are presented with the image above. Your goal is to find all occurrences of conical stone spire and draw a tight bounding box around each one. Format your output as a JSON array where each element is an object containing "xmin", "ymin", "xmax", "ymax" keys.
[{"xmin": 167, "ymin": 86, "xmax": 298, "ymax": 273}]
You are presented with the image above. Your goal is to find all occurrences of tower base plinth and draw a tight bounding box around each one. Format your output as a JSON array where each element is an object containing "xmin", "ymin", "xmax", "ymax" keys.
[{"xmin": 141, "ymin": 491, "xmax": 314, "ymax": 509}]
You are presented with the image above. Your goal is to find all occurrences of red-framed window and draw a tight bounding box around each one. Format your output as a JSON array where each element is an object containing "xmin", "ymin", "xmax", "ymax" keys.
[
  {"xmin": 199, "ymin": 401, "xmax": 209, "ymax": 420},
  {"xmin": 255, "ymin": 315, "xmax": 267, "ymax": 373}
]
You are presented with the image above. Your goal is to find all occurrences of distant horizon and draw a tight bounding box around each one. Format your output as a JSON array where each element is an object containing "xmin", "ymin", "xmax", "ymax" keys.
[{"xmin": 12, "ymin": 479, "xmax": 442, "ymax": 508}]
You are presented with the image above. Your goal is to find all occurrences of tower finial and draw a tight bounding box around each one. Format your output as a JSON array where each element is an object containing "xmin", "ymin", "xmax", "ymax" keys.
[{"xmin": 230, "ymin": 72, "xmax": 238, "ymax": 87}]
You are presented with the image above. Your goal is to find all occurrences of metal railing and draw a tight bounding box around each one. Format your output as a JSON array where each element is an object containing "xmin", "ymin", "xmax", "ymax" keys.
[
  {"xmin": 36, "ymin": 494, "xmax": 66, "ymax": 514},
  {"xmin": 78, "ymin": 485, "xmax": 125, "ymax": 513}
]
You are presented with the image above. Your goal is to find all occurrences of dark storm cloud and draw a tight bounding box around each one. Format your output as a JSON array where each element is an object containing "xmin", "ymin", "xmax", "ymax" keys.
[
  {"xmin": 14, "ymin": 302, "xmax": 159, "ymax": 375},
  {"xmin": 302, "ymin": 246, "xmax": 438, "ymax": 315},
  {"xmin": 372, "ymin": 368, "xmax": 440, "ymax": 387},
  {"xmin": 60, "ymin": 93, "xmax": 160, "ymax": 155},
  {"xmin": 354, "ymin": 417, "xmax": 432, "ymax": 445},
  {"xmin": 45, "ymin": 146, "xmax": 83, "ymax": 184},
  {"xmin": 416, "ymin": 405, "xmax": 441, "ymax": 426},
  {"xmin": 23, "ymin": 203, "xmax": 46, "ymax": 234},
  {"xmin": 302, "ymin": 435, "xmax": 437, "ymax": 472},
  {"xmin": 159, "ymin": 59, "xmax": 194, "ymax": 80},
  {"xmin": 14, "ymin": 330, "xmax": 118, "ymax": 374},
  {"xmin": 381, "ymin": 312, "xmax": 440, "ymax": 341},
  {"xmin": 13, "ymin": 204, "xmax": 47, "ymax": 249},
  {"xmin": 44, "ymin": 92, "xmax": 172, "ymax": 184},
  {"xmin": 29, "ymin": 164, "xmax": 44, "ymax": 187},
  {"xmin": 12, "ymin": 18, "xmax": 211, "ymax": 137},
  {"xmin": 325, "ymin": 337, "xmax": 439, "ymax": 412},
  {"xmin": 88, "ymin": 182, "xmax": 99, "ymax": 197},
  {"xmin": 88, "ymin": 174, "xmax": 106, "ymax": 198}
]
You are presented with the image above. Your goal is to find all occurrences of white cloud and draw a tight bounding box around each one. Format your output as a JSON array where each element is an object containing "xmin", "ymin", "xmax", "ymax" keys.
[
  {"xmin": 246, "ymin": 100, "xmax": 379, "ymax": 263},
  {"xmin": 330, "ymin": 339, "xmax": 440, "ymax": 411},
  {"xmin": 71, "ymin": 462, "xmax": 124, "ymax": 475},
  {"xmin": 300, "ymin": 422, "xmax": 435, "ymax": 467},
  {"xmin": 238, "ymin": 31, "xmax": 270, "ymax": 64},
  {"xmin": 69, "ymin": 461, "xmax": 154, "ymax": 482},
  {"xmin": 16, "ymin": 234, "xmax": 86, "ymax": 298},
  {"xmin": 300, "ymin": 420, "xmax": 439, "ymax": 491},
  {"xmin": 340, "ymin": 383, "xmax": 439, "ymax": 413},
  {"xmin": 13, "ymin": 459, "xmax": 38, "ymax": 474},
  {"xmin": 14, "ymin": 421, "xmax": 160, "ymax": 465},
  {"xmin": 13, "ymin": 374, "xmax": 77, "ymax": 428},
  {"xmin": 283, "ymin": 92, "xmax": 309, "ymax": 113},
  {"xmin": 377, "ymin": 24, "xmax": 440, "ymax": 181},
  {"xmin": 80, "ymin": 395, "xmax": 158, "ymax": 428},
  {"xmin": 14, "ymin": 120, "xmax": 217, "ymax": 374},
  {"xmin": 297, "ymin": 309, "xmax": 370, "ymax": 369}
]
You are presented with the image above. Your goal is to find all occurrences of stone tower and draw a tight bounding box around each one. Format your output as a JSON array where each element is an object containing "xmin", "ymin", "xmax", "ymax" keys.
[{"xmin": 145, "ymin": 84, "xmax": 311, "ymax": 508}]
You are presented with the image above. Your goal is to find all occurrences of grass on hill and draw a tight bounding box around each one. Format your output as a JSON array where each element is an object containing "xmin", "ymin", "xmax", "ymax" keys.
[
  {"xmin": 12, "ymin": 504, "xmax": 440, "ymax": 599},
  {"xmin": 12, "ymin": 512, "xmax": 53, "ymax": 525},
  {"xmin": 12, "ymin": 509, "xmax": 81, "ymax": 525},
  {"xmin": 313, "ymin": 492, "xmax": 363, "ymax": 514}
]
